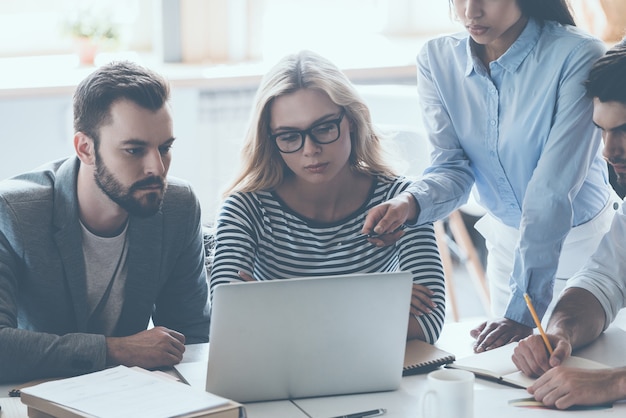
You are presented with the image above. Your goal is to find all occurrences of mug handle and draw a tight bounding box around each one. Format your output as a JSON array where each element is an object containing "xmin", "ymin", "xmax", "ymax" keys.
[{"xmin": 422, "ymin": 390, "xmax": 439, "ymax": 418}]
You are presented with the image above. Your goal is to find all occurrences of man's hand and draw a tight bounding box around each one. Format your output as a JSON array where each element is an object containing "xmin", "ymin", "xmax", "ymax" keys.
[
  {"xmin": 106, "ymin": 326, "xmax": 186, "ymax": 369},
  {"xmin": 512, "ymin": 334, "xmax": 571, "ymax": 377},
  {"xmin": 529, "ymin": 367, "xmax": 624, "ymax": 409},
  {"xmin": 470, "ymin": 318, "xmax": 532, "ymax": 352},
  {"xmin": 362, "ymin": 192, "xmax": 418, "ymax": 246}
]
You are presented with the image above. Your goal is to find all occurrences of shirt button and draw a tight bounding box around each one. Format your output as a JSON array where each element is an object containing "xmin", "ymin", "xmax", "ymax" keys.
[{"xmin": 490, "ymin": 120, "xmax": 496, "ymax": 126}]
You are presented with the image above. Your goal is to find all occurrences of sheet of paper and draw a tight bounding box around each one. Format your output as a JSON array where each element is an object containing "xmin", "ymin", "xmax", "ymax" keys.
[
  {"xmin": 21, "ymin": 366, "xmax": 228, "ymax": 418},
  {"xmin": 174, "ymin": 343, "xmax": 209, "ymax": 389},
  {"xmin": 179, "ymin": 343, "xmax": 209, "ymax": 364},
  {"xmin": 0, "ymin": 397, "xmax": 28, "ymax": 418},
  {"xmin": 452, "ymin": 342, "xmax": 610, "ymax": 388},
  {"xmin": 452, "ymin": 342, "xmax": 519, "ymax": 376},
  {"xmin": 475, "ymin": 388, "xmax": 626, "ymax": 416}
]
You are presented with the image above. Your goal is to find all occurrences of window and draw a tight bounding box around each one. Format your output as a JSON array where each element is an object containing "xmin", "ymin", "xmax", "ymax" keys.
[
  {"xmin": 0, "ymin": 1, "xmax": 619, "ymax": 63},
  {"xmin": 0, "ymin": 0, "xmax": 147, "ymax": 57},
  {"xmin": 0, "ymin": 0, "xmax": 460, "ymax": 64}
]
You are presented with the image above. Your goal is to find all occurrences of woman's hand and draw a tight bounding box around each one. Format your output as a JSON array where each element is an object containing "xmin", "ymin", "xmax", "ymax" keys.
[
  {"xmin": 410, "ymin": 284, "xmax": 436, "ymax": 316},
  {"xmin": 237, "ymin": 271, "xmax": 256, "ymax": 282},
  {"xmin": 362, "ymin": 192, "xmax": 418, "ymax": 247},
  {"xmin": 470, "ymin": 318, "xmax": 532, "ymax": 352}
]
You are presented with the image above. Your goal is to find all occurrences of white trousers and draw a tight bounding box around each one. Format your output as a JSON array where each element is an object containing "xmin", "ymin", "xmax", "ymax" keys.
[{"xmin": 474, "ymin": 192, "xmax": 621, "ymax": 322}]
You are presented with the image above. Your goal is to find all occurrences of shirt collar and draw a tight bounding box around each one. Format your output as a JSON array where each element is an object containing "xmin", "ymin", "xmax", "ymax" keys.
[{"xmin": 464, "ymin": 17, "xmax": 541, "ymax": 76}]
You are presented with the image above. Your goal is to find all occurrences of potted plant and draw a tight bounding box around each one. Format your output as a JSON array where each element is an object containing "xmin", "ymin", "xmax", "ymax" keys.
[{"xmin": 62, "ymin": 9, "xmax": 119, "ymax": 65}]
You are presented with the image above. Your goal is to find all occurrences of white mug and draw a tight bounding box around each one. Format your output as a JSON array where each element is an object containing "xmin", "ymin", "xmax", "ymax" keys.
[{"xmin": 421, "ymin": 369, "xmax": 474, "ymax": 418}]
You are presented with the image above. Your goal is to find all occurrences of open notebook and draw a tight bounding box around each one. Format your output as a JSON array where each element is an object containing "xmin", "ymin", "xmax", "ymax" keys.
[{"xmin": 448, "ymin": 342, "xmax": 610, "ymax": 388}]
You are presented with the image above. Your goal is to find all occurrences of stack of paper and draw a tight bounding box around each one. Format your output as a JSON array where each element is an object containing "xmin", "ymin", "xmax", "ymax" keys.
[{"xmin": 20, "ymin": 366, "xmax": 245, "ymax": 418}]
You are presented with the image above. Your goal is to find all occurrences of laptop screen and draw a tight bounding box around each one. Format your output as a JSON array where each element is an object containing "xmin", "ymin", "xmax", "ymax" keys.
[{"xmin": 205, "ymin": 271, "xmax": 413, "ymax": 402}]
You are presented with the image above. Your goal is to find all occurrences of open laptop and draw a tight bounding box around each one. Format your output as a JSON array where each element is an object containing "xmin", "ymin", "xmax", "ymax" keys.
[{"xmin": 204, "ymin": 271, "xmax": 413, "ymax": 403}]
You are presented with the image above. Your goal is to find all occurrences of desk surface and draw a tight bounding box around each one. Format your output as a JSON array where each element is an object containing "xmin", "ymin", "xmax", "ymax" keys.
[
  {"xmin": 3, "ymin": 313, "xmax": 626, "ymax": 418},
  {"xmin": 292, "ymin": 315, "xmax": 626, "ymax": 417}
]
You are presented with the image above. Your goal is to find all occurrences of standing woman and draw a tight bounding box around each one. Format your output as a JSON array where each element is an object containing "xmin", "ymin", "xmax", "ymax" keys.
[
  {"xmin": 210, "ymin": 50, "xmax": 446, "ymax": 343},
  {"xmin": 364, "ymin": 0, "xmax": 619, "ymax": 350}
]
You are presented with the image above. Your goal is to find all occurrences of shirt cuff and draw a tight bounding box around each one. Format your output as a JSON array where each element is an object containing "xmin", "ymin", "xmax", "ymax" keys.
[
  {"xmin": 504, "ymin": 291, "xmax": 538, "ymax": 328},
  {"xmin": 404, "ymin": 190, "xmax": 424, "ymax": 226}
]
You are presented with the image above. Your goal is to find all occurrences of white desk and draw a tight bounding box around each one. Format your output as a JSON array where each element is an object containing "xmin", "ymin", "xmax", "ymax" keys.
[
  {"xmin": 292, "ymin": 373, "xmax": 626, "ymax": 418},
  {"xmin": 3, "ymin": 313, "xmax": 626, "ymax": 418},
  {"xmin": 292, "ymin": 314, "xmax": 626, "ymax": 417},
  {"xmin": 171, "ymin": 343, "xmax": 310, "ymax": 417}
]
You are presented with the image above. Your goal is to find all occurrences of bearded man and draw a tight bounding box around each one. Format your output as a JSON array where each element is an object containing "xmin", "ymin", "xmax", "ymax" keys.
[{"xmin": 0, "ymin": 61, "xmax": 209, "ymax": 383}]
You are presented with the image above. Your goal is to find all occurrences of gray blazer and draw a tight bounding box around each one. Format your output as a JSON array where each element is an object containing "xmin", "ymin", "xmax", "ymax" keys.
[{"xmin": 0, "ymin": 157, "xmax": 210, "ymax": 383}]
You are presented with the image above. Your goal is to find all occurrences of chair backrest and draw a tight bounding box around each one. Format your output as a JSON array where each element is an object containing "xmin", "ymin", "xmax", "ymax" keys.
[{"xmin": 202, "ymin": 225, "xmax": 216, "ymax": 276}]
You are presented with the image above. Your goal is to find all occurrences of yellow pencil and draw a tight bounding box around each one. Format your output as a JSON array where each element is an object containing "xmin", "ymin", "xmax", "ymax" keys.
[{"xmin": 523, "ymin": 293, "xmax": 554, "ymax": 355}]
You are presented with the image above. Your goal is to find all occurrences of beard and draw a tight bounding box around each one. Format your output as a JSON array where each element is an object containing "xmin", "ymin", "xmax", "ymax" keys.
[{"xmin": 94, "ymin": 157, "xmax": 166, "ymax": 218}]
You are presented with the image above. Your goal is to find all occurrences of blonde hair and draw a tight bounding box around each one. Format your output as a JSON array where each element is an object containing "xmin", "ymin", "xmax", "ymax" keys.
[{"xmin": 224, "ymin": 50, "xmax": 396, "ymax": 197}]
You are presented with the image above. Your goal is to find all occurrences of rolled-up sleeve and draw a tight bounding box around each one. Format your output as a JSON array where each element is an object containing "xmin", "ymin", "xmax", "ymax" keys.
[{"xmin": 565, "ymin": 203, "xmax": 626, "ymax": 330}]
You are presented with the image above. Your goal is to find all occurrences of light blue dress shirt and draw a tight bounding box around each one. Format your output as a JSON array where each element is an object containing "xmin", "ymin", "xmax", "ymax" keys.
[{"xmin": 407, "ymin": 18, "xmax": 610, "ymax": 327}]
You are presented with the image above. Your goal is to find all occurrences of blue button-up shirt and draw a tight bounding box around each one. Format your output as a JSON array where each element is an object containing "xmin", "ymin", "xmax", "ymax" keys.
[{"xmin": 408, "ymin": 18, "xmax": 610, "ymax": 327}]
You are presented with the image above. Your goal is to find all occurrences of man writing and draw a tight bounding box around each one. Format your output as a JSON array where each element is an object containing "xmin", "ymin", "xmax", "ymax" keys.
[
  {"xmin": 512, "ymin": 43, "xmax": 626, "ymax": 409},
  {"xmin": 0, "ymin": 61, "xmax": 210, "ymax": 383}
]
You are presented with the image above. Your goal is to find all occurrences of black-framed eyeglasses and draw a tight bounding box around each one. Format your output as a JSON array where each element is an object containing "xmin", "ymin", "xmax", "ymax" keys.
[{"xmin": 270, "ymin": 109, "xmax": 346, "ymax": 154}]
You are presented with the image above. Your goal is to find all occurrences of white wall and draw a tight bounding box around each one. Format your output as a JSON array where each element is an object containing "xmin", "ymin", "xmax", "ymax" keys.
[{"xmin": 0, "ymin": 95, "xmax": 75, "ymax": 178}]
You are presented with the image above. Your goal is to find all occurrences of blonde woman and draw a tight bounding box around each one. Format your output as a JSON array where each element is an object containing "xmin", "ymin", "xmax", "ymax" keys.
[{"xmin": 210, "ymin": 50, "xmax": 446, "ymax": 343}]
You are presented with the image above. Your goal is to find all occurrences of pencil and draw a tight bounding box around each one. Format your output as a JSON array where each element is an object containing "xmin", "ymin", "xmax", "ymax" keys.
[{"xmin": 523, "ymin": 293, "xmax": 553, "ymax": 355}]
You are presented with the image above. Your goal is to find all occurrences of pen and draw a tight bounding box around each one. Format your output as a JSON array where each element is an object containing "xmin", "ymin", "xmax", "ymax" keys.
[
  {"xmin": 366, "ymin": 224, "xmax": 406, "ymax": 239},
  {"xmin": 338, "ymin": 225, "xmax": 406, "ymax": 246},
  {"xmin": 523, "ymin": 293, "xmax": 554, "ymax": 355},
  {"xmin": 336, "ymin": 232, "xmax": 381, "ymax": 247},
  {"xmin": 330, "ymin": 408, "xmax": 386, "ymax": 418}
]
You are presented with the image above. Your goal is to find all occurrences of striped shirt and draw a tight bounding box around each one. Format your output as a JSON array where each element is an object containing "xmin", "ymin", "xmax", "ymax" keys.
[{"xmin": 210, "ymin": 176, "xmax": 446, "ymax": 343}]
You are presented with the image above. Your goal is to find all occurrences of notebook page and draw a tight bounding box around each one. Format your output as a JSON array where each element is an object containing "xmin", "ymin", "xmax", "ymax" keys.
[{"xmin": 21, "ymin": 366, "xmax": 227, "ymax": 418}]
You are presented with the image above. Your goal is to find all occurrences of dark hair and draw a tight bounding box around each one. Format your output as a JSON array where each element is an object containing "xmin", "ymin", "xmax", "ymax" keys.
[
  {"xmin": 449, "ymin": 0, "xmax": 575, "ymax": 26},
  {"xmin": 518, "ymin": 0, "xmax": 575, "ymax": 26},
  {"xmin": 585, "ymin": 45, "xmax": 626, "ymax": 104},
  {"xmin": 73, "ymin": 61, "xmax": 170, "ymax": 143}
]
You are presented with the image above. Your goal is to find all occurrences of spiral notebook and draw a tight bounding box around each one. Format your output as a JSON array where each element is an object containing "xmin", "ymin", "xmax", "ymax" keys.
[{"xmin": 402, "ymin": 339, "xmax": 456, "ymax": 375}]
